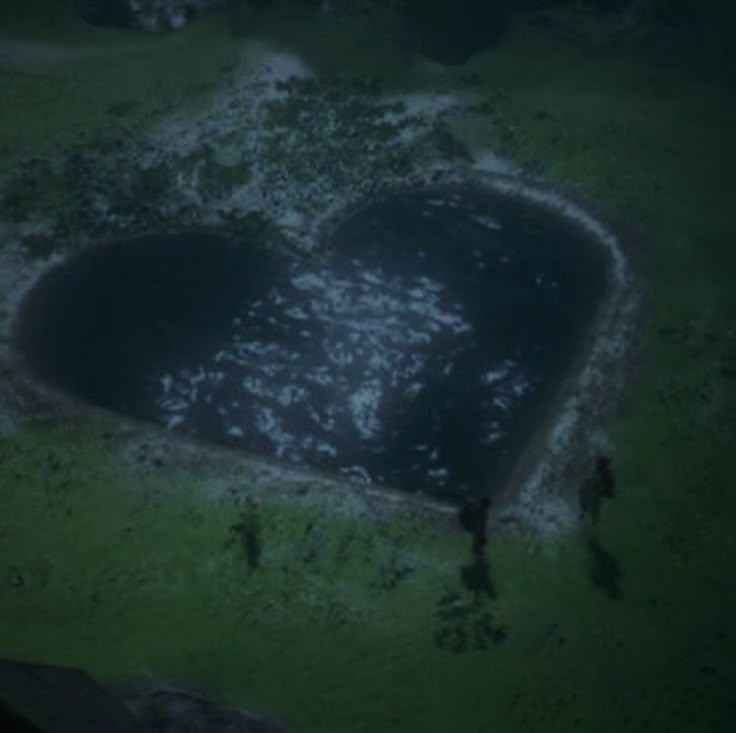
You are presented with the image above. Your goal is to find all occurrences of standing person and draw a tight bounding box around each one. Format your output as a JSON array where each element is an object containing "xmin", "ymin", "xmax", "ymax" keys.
[
  {"xmin": 579, "ymin": 454, "xmax": 616, "ymax": 525},
  {"xmin": 458, "ymin": 496, "xmax": 492, "ymax": 556}
]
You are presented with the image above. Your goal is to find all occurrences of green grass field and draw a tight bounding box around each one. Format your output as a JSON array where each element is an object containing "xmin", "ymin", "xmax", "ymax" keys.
[{"xmin": 1, "ymin": 4, "xmax": 735, "ymax": 731}]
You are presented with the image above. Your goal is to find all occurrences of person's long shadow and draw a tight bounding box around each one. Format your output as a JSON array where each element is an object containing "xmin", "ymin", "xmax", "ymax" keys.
[
  {"xmin": 460, "ymin": 553, "xmax": 496, "ymax": 603},
  {"xmin": 586, "ymin": 536, "xmax": 623, "ymax": 600}
]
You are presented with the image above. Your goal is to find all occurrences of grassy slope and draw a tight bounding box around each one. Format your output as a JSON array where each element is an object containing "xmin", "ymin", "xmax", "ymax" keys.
[
  {"xmin": 1, "ymin": 8, "xmax": 735, "ymax": 733},
  {"xmin": 0, "ymin": 9, "xmax": 238, "ymax": 175}
]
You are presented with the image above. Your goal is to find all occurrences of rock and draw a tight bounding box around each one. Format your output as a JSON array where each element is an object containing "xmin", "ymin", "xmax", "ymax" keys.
[
  {"xmin": 126, "ymin": 686, "xmax": 289, "ymax": 733},
  {"xmin": 70, "ymin": 0, "xmax": 227, "ymax": 32},
  {"xmin": 403, "ymin": 0, "xmax": 510, "ymax": 65}
]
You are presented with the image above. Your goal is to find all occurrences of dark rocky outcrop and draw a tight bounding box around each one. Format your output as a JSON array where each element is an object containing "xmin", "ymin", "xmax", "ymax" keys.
[
  {"xmin": 402, "ymin": 0, "xmax": 510, "ymax": 65},
  {"xmin": 0, "ymin": 659, "xmax": 149, "ymax": 733},
  {"xmin": 68, "ymin": 0, "xmax": 508, "ymax": 50},
  {"xmin": 69, "ymin": 0, "xmax": 225, "ymax": 32},
  {"xmin": 0, "ymin": 659, "xmax": 289, "ymax": 733},
  {"xmin": 126, "ymin": 686, "xmax": 289, "ymax": 733}
]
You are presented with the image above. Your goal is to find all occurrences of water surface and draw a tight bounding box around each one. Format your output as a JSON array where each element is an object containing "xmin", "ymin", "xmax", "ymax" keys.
[{"xmin": 16, "ymin": 186, "xmax": 610, "ymax": 501}]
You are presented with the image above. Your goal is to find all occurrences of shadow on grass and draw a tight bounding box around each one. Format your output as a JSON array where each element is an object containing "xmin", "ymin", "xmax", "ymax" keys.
[
  {"xmin": 586, "ymin": 535, "xmax": 623, "ymax": 601},
  {"xmin": 432, "ymin": 551, "xmax": 508, "ymax": 654},
  {"xmin": 460, "ymin": 553, "xmax": 496, "ymax": 603}
]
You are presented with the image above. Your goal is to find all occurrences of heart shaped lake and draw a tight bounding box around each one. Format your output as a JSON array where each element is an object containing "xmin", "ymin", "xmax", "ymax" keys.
[{"xmin": 15, "ymin": 184, "xmax": 612, "ymax": 502}]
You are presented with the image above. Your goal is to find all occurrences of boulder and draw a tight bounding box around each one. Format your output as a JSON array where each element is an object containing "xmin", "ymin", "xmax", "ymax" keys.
[
  {"xmin": 70, "ymin": 0, "xmax": 226, "ymax": 32},
  {"xmin": 126, "ymin": 686, "xmax": 289, "ymax": 732},
  {"xmin": 403, "ymin": 0, "xmax": 510, "ymax": 65}
]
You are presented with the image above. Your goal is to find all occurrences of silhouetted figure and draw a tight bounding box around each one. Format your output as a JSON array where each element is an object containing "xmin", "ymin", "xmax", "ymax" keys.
[
  {"xmin": 579, "ymin": 454, "xmax": 616, "ymax": 525},
  {"xmin": 596, "ymin": 454, "xmax": 615, "ymax": 497},
  {"xmin": 458, "ymin": 497, "xmax": 491, "ymax": 556}
]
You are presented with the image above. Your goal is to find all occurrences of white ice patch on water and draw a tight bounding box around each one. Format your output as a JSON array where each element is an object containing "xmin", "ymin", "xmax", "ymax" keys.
[
  {"xmin": 511, "ymin": 381, "xmax": 529, "ymax": 397},
  {"xmin": 316, "ymin": 441, "xmax": 337, "ymax": 457},
  {"xmin": 427, "ymin": 467, "xmax": 449, "ymax": 483},
  {"xmin": 481, "ymin": 360, "xmax": 534, "ymax": 420},
  {"xmin": 403, "ymin": 382, "xmax": 423, "ymax": 400},
  {"xmin": 308, "ymin": 404, "xmax": 337, "ymax": 432},
  {"xmin": 166, "ymin": 414, "xmax": 185, "ymax": 429},
  {"xmin": 426, "ymin": 197, "xmax": 457, "ymax": 208},
  {"xmin": 161, "ymin": 397, "xmax": 189, "ymax": 412},
  {"xmin": 254, "ymin": 406, "xmax": 294, "ymax": 458},
  {"xmin": 349, "ymin": 379, "xmax": 383, "ymax": 439},
  {"xmin": 328, "ymin": 343, "xmax": 355, "ymax": 368},
  {"xmin": 482, "ymin": 430, "xmax": 503, "ymax": 445},
  {"xmin": 493, "ymin": 396, "xmax": 512, "ymax": 411},
  {"xmin": 152, "ymin": 259, "xmax": 475, "ymax": 479},
  {"xmin": 360, "ymin": 270, "xmax": 384, "ymax": 286},
  {"xmin": 243, "ymin": 376, "xmax": 271, "ymax": 399},
  {"xmin": 339, "ymin": 465, "xmax": 372, "ymax": 484},
  {"xmin": 277, "ymin": 384, "xmax": 305, "ymax": 407},
  {"xmin": 482, "ymin": 366, "xmax": 510, "ymax": 385},
  {"xmin": 408, "ymin": 299, "xmax": 470, "ymax": 335},
  {"xmin": 470, "ymin": 213, "xmax": 503, "ymax": 231},
  {"xmin": 292, "ymin": 272, "xmax": 327, "ymax": 291},
  {"xmin": 306, "ymin": 367, "xmax": 333, "ymax": 387}
]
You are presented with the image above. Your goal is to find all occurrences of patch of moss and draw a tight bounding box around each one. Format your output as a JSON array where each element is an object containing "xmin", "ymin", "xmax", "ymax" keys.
[
  {"xmin": 0, "ymin": 138, "xmax": 184, "ymax": 247},
  {"xmin": 430, "ymin": 121, "xmax": 472, "ymax": 162}
]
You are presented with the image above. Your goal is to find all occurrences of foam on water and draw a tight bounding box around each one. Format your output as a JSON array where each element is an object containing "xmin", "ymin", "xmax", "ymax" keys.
[{"xmin": 153, "ymin": 257, "xmax": 480, "ymax": 480}]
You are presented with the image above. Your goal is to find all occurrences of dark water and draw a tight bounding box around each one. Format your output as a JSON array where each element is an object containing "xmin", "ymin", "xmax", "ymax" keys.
[{"xmin": 15, "ymin": 186, "xmax": 610, "ymax": 502}]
